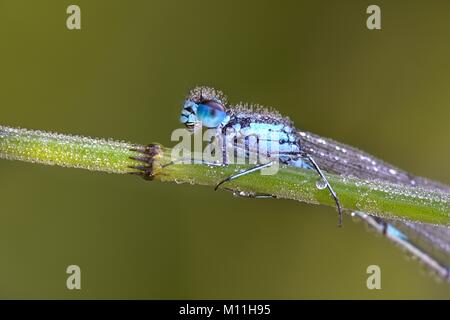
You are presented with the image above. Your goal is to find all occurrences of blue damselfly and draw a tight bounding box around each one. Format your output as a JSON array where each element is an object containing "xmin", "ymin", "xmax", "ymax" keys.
[{"xmin": 135, "ymin": 86, "xmax": 450, "ymax": 281}]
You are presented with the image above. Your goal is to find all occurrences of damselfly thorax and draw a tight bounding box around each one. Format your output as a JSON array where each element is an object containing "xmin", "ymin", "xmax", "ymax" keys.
[{"xmin": 214, "ymin": 113, "xmax": 312, "ymax": 170}]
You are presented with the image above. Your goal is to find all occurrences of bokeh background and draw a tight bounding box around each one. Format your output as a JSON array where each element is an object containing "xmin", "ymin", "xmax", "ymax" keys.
[{"xmin": 1, "ymin": 0, "xmax": 450, "ymax": 299}]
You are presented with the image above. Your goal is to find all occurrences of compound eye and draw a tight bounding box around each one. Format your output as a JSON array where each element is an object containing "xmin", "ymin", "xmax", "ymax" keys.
[{"xmin": 197, "ymin": 101, "xmax": 228, "ymax": 128}]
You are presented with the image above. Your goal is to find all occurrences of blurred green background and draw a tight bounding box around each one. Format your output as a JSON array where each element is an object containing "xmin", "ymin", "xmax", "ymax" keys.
[{"xmin": 1, "ymin": 0, "xmax": 450, "ymax": 298}]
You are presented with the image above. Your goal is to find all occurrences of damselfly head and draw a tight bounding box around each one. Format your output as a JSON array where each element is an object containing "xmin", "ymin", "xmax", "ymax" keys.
[{"xmin": 180, "ymin": 86, "xmax": 230, "ymax": 131}]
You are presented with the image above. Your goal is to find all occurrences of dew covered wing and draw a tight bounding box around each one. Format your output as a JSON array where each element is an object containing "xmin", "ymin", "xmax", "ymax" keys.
[{"xmin": 298, "ymin": 131, "xmax": 450, "ymax": 193}]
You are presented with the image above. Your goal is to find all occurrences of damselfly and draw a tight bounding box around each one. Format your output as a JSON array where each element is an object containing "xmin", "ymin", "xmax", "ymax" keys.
[{"xmin": 136, "ymin": 86, "xmax": 450, "ymax": 281}]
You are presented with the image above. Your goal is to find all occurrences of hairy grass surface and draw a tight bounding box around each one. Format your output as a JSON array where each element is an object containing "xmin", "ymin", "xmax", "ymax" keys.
[{"xmin": 1, "ymin": 125, "xmax": 449, "ymax": 225}]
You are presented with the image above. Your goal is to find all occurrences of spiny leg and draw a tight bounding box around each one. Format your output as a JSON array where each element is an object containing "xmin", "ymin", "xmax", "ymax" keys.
[
  {"xmin": 304, "ymin": 154, "xmax": 343, "ymax": 227},
  {"xmin": 129, "ymin": 144, "xmax": 226, "ymax": 180},
  {"xmin": 128, "ymin": 144, "xmax": 161, "ymax": 180},
  {"xmin": 223, "ymin": 187, "xmax": 276, "ymax": 199},
  {"xmin": 214, "ymin": 162, "xmax": 274, "ymax": 191},
  {"xmin": 161, "ymin": 159, "xmax": 226, "ymax": 168}
]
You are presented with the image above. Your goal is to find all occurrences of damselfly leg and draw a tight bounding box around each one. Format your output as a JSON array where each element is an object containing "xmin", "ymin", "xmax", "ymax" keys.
[
  {"xmin": 161, "ymin": 159, "xmax": 225, "ymax": 168},
  {"xmin": 223, "ymin": 187, "xmax": 276, "ymax": 199},
  {"xmin": 214, "ymin": 162, "xmax": 276, "ymax": 199},
  {"xmin": 128, "ymin": 144, "xmax": 161, "ymax": 180},
  {"xmin": 214, "ymin": 154, "xmax": 343, "ymax": 226},
  {"xmin": 304, "ymin": 154, "xmax": 343, "ymax": 227},
  {"xmin": 214, "ymin": 162, "xmax": 274, "ymax": 190},
  {"xmin": 128, "ymin": 144, "xmax": 226, "ymax": 180}
]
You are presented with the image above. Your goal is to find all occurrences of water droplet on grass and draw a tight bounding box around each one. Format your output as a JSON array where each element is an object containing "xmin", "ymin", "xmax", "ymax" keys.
[{"xmin": 316, "ymin": 178, "xmax": 327, "ymax": 190}]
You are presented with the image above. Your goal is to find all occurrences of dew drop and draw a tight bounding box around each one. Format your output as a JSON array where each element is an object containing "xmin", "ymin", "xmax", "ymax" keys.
[{"xmin": 316, "ymin": 178, "xmax": 327, "ymax": 190}]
